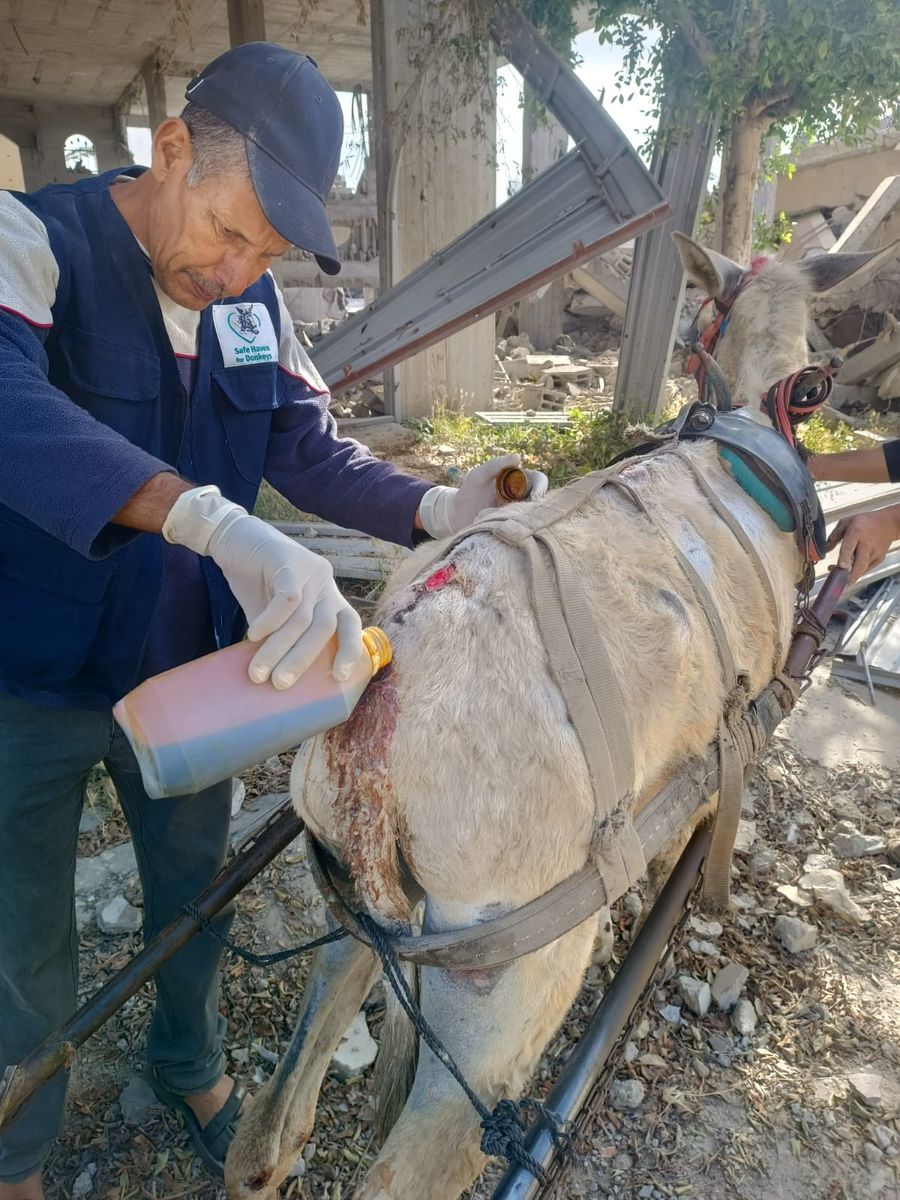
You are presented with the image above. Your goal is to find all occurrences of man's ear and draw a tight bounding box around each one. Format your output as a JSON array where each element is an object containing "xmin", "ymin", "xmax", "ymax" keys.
[{"xmin": 151, "ymin": 117, "xmax": 193, "ymax": 180}]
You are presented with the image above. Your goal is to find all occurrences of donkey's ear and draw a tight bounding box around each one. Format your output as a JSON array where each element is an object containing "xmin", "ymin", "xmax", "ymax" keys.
[
  {"xmin": 799, "ymin": 240, "xmax": 900, "ymax": 294},
  {"xmin": 672, "ymin": 231, "xmax": 745, "ymax": 298}
]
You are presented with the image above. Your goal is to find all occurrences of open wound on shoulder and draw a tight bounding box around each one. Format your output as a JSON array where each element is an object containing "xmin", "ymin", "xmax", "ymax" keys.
[{"xmin": 212, "ymin": 302, "xmax": 277, "ymax": 367}]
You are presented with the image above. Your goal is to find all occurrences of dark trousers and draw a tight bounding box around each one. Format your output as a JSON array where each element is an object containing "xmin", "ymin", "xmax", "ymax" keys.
[{"xmin": 0, "ymin": 692, "xmax": 234, "ymax": 1182}]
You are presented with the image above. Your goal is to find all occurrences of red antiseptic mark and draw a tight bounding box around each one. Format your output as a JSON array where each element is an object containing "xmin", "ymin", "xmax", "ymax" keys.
[{"xmin": 425, "ymin": 563, "xmax": 458, "ymax": 591}]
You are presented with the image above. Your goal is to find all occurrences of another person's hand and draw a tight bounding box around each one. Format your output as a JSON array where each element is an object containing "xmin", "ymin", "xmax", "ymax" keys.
[
  {"xmin": 418, "ymin": 453, "xmax": 549, "ymax": 539},
  {"xmin": 163, "ymin": 486, "xmax": 363, "ymax": 687},
  {"xmin": 826, "ymin": 505, "xmax": 900, "ymax": 585}
]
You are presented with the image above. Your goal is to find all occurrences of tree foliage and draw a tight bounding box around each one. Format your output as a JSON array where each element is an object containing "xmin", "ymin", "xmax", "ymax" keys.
[{"xmin": 587, "ymin": 0, "xmax": 899, "ymax": 148}]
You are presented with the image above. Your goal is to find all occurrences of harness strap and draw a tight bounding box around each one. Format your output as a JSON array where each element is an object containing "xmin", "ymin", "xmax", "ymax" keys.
[
  {"xmin": 660, "ymin": 447, "xmax": 786, "ymax": 676},
  {"xmin": 607, "ymin": 472, "xmax": 745, "ymax": 910},
  {"xmin": 416, "ymin": 459, "xmax": 647, "ymax": 899}
]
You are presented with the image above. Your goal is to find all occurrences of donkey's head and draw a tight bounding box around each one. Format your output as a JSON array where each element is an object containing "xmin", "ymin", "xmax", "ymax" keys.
[{"xmin": 672, "ymin": 232, "xmax": 898, "ymax": 420}]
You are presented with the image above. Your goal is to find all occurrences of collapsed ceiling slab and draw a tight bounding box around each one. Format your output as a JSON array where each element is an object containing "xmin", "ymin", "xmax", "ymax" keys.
[{"xmin": 312, "ymin": 5, "xmax": 670, "ymax": 394}]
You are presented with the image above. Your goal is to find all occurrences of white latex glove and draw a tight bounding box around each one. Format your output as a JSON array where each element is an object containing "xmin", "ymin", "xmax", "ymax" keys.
[
  {"xmin": 162, "ymin": 486, "xmax": 363, "ymax": 688},
  {"xmin": 417, "ymin": 453, "xmax": 549, "ymax": 539}
]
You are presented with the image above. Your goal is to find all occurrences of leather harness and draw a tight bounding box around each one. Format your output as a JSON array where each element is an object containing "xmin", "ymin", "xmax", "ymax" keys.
[{"xmin": 310, "ymin": 269, "xmax": 832, "ymax": 969}]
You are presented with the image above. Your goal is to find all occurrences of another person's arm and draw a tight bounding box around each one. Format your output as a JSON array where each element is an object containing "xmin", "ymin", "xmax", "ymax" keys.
[
  {"xmin": 809, "ymin": 440, "xmax": 900, "ymax": 584},
  {"xmin": 807, "ymin": 440, "xmax": 900, "ymax": 485}
]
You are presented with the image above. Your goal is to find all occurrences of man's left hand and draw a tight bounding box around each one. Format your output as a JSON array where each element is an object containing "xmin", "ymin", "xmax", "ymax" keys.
[{"xmin": 417, "ymin": 453, "xmax": 549, "ymax": 540}]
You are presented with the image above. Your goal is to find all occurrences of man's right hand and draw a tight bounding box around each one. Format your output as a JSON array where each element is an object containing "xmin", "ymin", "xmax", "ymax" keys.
[
  {"xmin": 826, "ymin": 505, "xmax": 900, "ymax": 585},
  {"xmin": 162, "ymin": 486, "xmax": 363, "ymax": 688}
]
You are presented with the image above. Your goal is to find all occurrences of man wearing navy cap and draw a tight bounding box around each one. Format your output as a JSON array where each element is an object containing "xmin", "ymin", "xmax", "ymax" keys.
[{"xmin": 0, "ymin": 42, "xmax": 545, "ymax": 1197}]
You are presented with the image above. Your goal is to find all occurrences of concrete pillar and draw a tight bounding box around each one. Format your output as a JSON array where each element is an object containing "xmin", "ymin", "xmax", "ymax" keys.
[
  {"xmin": 227, "ymin": 0, "xmax": 266, "ymax": 46},
  {"xmin": 518, "ymin": 97, "xmax": 569, "ymax": 349},
  {"xmin": 0, "ymin": 132, "xmax": 24, "ymax": 189},
  {"xmin": 142, "ymin": 52, "xmax": 169, "ymax": 133},
  {"xmin": 370, "ymin": 0, "xmax": 496, "ymax": 419}
]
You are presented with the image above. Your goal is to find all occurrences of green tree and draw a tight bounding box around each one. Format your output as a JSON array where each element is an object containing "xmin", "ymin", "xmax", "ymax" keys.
[{"xmin": 587, "ymin": 0, "xmax": 900, "ymax": 262}]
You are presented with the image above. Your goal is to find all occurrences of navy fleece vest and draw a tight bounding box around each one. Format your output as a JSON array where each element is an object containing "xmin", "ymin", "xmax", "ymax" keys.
[{"xmin": 3, "ymin": 169, "xmax": 288, "ymax": 708}]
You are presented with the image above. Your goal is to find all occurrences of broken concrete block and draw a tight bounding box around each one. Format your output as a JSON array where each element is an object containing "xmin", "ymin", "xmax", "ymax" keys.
[
  {"xmin": 712, "ymin": 962, "xmax": 749, "ymax": 1012},
  {"xmin": 798, "ymin": 867, "xmax": 867, "ymax": 923},
  {"xmin": 848, "ymin": 1072, "xmax": 885, "ymax": 1110},
  {"xmin": 773, "ymin": 915, "xmax": 818, "ymax": 953},
  {"xmin": 331, "ymin": 1012, "xmax": 378, "ymax": 1080},
  {"xmin": 731, "ymin": 998, "xmax": 758, "ymax": 1036},
  {"xmin": 98, "ymin": 895, "xmax": 142, "ymax": 934},
  {"xmin": 609, "ymin": 1077, "xmax": 645, "ymax": 1110},
  {"xmin": 677, "ymin": 975, "xmax": 711, "ymax": 1017}
]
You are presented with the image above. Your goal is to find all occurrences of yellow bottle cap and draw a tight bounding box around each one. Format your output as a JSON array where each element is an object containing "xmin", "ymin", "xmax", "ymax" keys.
[{"xmin": 361, "ymin": 626, "xmax": 393, "ymax": 675}]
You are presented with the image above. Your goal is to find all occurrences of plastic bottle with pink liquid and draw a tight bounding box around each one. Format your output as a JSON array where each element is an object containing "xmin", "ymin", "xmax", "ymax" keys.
[{"xmin": 113, "ymin": 627, "xmax": 392, "ymax": 800}]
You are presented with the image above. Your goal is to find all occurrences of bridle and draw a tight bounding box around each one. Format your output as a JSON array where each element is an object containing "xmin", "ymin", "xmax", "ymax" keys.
[{"xmin": 685, "ymin": 255, "xmax": 840, "ymax": 452}]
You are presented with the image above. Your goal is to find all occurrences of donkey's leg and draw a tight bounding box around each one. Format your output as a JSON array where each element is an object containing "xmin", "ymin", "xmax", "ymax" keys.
[
  {"xmin": 357, "ymin": 911, "xmax": 598, "ymax": 1200},
  {"xmin": 226, "ymin": 933, "xmax": 380, "ymax": 1200}
]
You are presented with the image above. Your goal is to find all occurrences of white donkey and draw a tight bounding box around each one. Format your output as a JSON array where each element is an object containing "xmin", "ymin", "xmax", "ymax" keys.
[{"xmin": 226, "ymin": 234, "xmax": 894, "ymax": 1200}]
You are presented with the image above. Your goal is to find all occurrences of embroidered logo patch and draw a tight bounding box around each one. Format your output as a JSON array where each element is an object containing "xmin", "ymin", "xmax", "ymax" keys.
[{"xmin": 213, "ymin": 302, "xmax": 277, "ymax": 367}]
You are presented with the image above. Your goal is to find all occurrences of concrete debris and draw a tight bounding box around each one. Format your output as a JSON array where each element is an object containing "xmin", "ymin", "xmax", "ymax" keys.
[
  {"xmin": 609, "ymin": 1077, "xmax": 645, "ymax": 1110},
  {"xmin": 848, "ymin": 1073, "xmax": 885, "ymax": 1109},
  {"xmin": 71, "ymin": 1163, "xmax": 97, "ymax": 1200},
  {"xmin": 231, "ymin": 777, "xmax": 246, "ymax": 819},
  {"xmin": 623, "ymin": 892, "xmax": 643, "ymax": 919},
  {"xmin": 832, "ymin": 826, "xmax": 887, "ymax": 859},
  {"xmin": 677, "ymin": 975, "xmax": 711, "ymax": 1017},
  {"xmin": 711, "ymin": 962, "xmax": 749, "ymax": 1012},
  {"xmin": 731, "ymin": 998, "xmax": 758, "ymax": 1036},
  {"xmin": 773, "ymin": 915, "xmax": 819, "ymax": 953},
  {"xmin": 98, "ymin": 895, "xmax": 142, "ymax": 934},
  {"xmin": 79, "ymin": 808, "xmax": 101, "ymax": 835},
  {"xmin": 119, "ymin": 1077, "xmax": 159, "ymax": 1123},
  {"xmin": 688, "ymin": 916, "xmax": 723, "ymax": 939},
  {"xmin": 331, "ymin": 1012, "xmax": 378, "ymax": 1080},
  {"xmin": 659, "ymin": 1004, "xmax": 683, "ymax": 1025},
  {"xmin": 871, "ymin": 1125, "xmax": 895, "ymax": 1152},
  {"xmin": 798, "ymin": 867, "xmax": 868, "ymax": 923},
  {"xmin": 688, "ymin": 938, "xmax": 720, "ymax": 958},
  {"xmin": 734, "ymin": 819, "xmax": 757, "ymax": 854}
]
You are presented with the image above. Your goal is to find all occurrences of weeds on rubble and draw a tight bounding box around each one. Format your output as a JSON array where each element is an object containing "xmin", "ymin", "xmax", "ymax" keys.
[
  {"xmin": 795, "ymin": 414, "xmax": 865, "ymax": 455},
  {"xmin": 411, "ymin": 404, "xmax": 636, "ymax": 485}
]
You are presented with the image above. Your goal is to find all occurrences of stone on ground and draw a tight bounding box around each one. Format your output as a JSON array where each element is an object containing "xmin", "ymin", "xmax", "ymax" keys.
[
  {"xmin": 331, "ymin": 1012, "xmax": 378, "ymax": 1080},
  {"xmin": 711, "ymin": 962, "xmax": 749, "ymax": 1011},
  {"xmin": 119, "ymin": 1076, "xmax": 159, "ymax": 1123},
  {"xmin": 731, "ymin": 997, "xmax": 758, "ymax": 1036},
  {"xmin": 71, "ymin": 1163, "xmax": 96, "ymax": 1200},
  {"xmin": 848, "ymin": 1072, "xmax": 885, "ymax": 1109},
  {"xmin": 773, "ymin": 915, "xmax": 818, "ymax": 953},
  {"xmin": 98, "ymin": 895, "xmax": 142, "ymax": 934},
  {"xmin": 610, "ymin": 1077, "xmax": 645, "ymax": 1110},
  {"xmin": 677, "ymin": 974, "xmax": 711, "ymax": 1017},
  {"xmin": 798, "ymin": 867, "xmax": 867, "ymax": 923},
  {"xmin": 832, "ymin": 827, "xmax": 886, "ymax": 859}
]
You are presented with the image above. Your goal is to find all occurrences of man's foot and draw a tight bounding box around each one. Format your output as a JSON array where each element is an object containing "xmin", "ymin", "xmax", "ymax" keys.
[
  {"xmin": 184, "ymin": 1074, "xmax": 236, "ymax": 1129},
  {"xmin": 144, "ymin": 1066, "xmax": 248, "ymax": 1180},
  {"xmin": 0, "ymin": 1169, "xmax": 44, "ymax": 1200}
]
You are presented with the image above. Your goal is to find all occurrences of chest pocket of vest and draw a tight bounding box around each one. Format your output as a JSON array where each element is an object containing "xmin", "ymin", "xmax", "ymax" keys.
[
  {"xmin": 212, "ymin": 365, "xmax": 279, "ymax": 485},
  {"xmin": 0, "ymin": 508, "xmax": 112, "ymax": 686},
  {"xmin": 56, "ymin": 327, "xmax": 160, "ymax": 445}
]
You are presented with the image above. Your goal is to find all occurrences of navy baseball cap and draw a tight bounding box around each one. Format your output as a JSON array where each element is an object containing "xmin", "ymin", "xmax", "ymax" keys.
[{"xmin": 185, "ymin": 42, "xmax": 343, "ymax": 275}]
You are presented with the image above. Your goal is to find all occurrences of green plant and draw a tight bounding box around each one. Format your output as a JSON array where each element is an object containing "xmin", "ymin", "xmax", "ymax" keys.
[
  {"xmin": 752, "ymin": 210, "xmax": 792, "ymax": 253},
  {"xmin": 795, "ymin": 415, "xmax": 864, "ymax": 456},
  {"xmin": 411, "ymin": 404, "xmax": 638, "ymax": 485}
]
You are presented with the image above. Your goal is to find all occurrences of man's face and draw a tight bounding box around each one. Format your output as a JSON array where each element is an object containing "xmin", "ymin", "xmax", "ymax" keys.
[{"xmin": 144, "ymin": 125, "xmax": 292, "ymax": 310}]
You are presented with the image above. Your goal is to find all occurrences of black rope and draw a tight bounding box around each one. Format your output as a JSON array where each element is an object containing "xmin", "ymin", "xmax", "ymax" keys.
[
  {"xmin": 354, "ymin": 910, "xmax": 570, "ymax": 1184},
  {"xmin": 183, "ymin": 901, "xmax": 348, "ymax": 966}
]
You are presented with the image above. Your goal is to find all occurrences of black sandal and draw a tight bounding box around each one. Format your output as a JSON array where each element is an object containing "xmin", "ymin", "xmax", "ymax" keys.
[{"xmin": 143, "ymin": 1064, "xmax": 248, "ymax": 1179}]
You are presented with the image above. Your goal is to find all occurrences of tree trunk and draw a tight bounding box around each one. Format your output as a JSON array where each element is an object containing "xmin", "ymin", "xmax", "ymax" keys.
[{"xmin": 718, "ymin": 112, "xmax": 770, "ymax": 264}]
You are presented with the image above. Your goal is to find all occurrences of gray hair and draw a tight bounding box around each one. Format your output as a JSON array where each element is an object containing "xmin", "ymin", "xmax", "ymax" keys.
[{"xmin": 181, "ymin": 102, "xmax": 249, "ymax": 185}]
